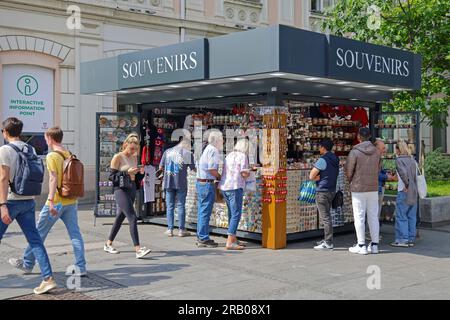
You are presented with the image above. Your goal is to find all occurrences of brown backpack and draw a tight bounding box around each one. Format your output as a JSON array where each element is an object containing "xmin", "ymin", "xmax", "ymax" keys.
[{"xmin": 54, "ymin": 151, "xmax": 84, "ymax": 199}]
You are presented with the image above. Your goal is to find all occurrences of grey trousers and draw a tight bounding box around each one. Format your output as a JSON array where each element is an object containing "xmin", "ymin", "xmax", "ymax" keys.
[{"xmin": 316, "ymin": 191, "xmax": 336, "ymax": 244}]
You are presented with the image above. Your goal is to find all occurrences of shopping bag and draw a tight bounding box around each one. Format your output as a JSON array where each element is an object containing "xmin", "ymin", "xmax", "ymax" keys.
[
  {"xmin": 415, "ymin": 162, "xmax": 427, "ymax": 199},
  {"xmin": 299, "ymin": 181, "xmax": 316, "ymax": 204}
]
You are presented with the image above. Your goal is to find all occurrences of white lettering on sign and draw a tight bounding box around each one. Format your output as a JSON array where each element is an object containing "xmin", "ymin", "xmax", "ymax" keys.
[
  {"xmin": 121, "ymin": 51, "xmax": 199, "ymax": 80},
  {"xmin": 335, "ymin": 48, "xmax": 410, "ymax": 78}
]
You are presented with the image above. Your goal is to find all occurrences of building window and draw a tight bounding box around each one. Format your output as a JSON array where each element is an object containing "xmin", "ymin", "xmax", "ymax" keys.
[{"xmin": 310, "ymin": 0, "xmax": 335, "ymax": 13}]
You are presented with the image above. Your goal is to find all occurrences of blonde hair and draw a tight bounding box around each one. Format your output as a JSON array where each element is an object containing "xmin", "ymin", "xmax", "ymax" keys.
[
  {"xmin": 234, "ymin": 139, "xmax": 249, "ymax": 154},
  {"xmin": 121, "ymin": 133, "xmax": 140, "ymax": 151},
  {"xmin": 396, "ymin": 139, "xmax": 411, "ymax": 156}
]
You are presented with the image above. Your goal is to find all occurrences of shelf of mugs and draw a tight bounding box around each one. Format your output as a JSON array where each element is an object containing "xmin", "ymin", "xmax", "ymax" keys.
[
  {"xmin": 375, "ymin": 124, "xmax": 416, "ymax": 129},
  {"xmin": 99, "ymin": 116, "xmax": 139, "ymax": 129}
]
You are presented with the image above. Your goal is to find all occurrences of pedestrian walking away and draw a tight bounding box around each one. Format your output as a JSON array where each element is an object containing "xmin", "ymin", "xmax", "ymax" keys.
[
  {"xmin": 9, "ymin": 127, "xmax": 87, "ymax": 278},
  {"xmin": 0, "ymin": 118, "xmax": 56, "ymax": 294}
]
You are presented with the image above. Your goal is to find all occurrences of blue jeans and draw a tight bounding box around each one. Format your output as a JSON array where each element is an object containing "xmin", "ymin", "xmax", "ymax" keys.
[
  {"xmin": 196, "ymin": 182, "xmax": 216, "ymax": 241},
  {"xmin": 23, "ymin": 203, "xmax": 86, "ymax": 273},
  {"xmin": 166, "ymin": 189, "xmax": 188, "ymax": 230},
  {"xmin": 0, "ymin": 200, "xmax": 53, "ymax": 280},
  {"xmin": 222, "ymin": 189, "xmax": 244, "ymax": 236},
  {"xmin": 395, "ymin": 191, "xmax": 418, "ymax": 243}
]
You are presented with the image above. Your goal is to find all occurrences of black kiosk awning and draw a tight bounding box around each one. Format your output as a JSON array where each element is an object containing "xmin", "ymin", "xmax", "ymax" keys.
[{"xmin": 81, "ymin": 24, "xmax": 422, "ymax": 104}]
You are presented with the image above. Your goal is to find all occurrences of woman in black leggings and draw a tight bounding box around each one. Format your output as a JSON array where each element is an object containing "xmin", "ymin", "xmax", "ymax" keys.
[{"xmin": 104, "ymin": 133, "xmax": 151, "ymax": 259}]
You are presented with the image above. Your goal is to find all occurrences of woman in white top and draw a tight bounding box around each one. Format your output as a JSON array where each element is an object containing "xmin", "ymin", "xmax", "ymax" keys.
[
  {"xmin": 104, "ymin": 133, "xmax": 151, "ymax": 259},
  {"xmin": 219, "ymin": 139, "xmax": 251, "ymax": 250}
]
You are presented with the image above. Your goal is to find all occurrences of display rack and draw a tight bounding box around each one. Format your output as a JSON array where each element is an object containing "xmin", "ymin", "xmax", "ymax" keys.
[{"xmin": 95, "ymin": 112, "xmax": 141, "ymax": 219}]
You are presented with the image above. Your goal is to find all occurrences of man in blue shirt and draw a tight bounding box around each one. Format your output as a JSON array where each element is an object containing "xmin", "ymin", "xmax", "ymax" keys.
[
  {"xmin": 195, "ymin": 131, "xmax": 223, "ymax": 248},
  {"xmin": 309, "ymin": 138, "xmax": 340, "ymax": 251}
]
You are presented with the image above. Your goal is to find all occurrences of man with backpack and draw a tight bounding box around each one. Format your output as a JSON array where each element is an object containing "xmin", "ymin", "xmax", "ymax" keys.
[
  {"xmin": 0, "ymin": 118, "xmax": 56, "ymax": 294},
  {"xmin": 309, "ymin": 138, "xmax": 340, "ymax": 251},
  {"xmin": 9, "ymin": 126, "xmax": 87, "ymax": 277}
]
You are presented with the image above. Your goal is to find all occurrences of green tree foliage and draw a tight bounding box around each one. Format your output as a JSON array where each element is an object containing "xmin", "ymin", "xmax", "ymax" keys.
[
  {"xmin": 424, "ymin": 148, "xmax": 450, "ymax": 180},
  {"xmin": 322, "ymin": 0, "xmax": 450, "ymax": 127}
]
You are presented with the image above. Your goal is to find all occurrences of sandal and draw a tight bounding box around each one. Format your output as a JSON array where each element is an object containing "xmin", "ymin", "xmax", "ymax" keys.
[
  {"xmin": 226, "ymin": 242, "xmax": 245, "ymax": 250},
  {"xmin": 237, "ymin": 240, "xmax": 247, "ymax": 247}
]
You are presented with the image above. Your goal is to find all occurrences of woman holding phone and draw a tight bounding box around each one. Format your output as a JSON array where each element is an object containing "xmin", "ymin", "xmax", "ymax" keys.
[
  {"xmin": 104, "ymin": 133, "xmax": 151, "ymax": 259},
  {"xmin": 219, "ymin": 139, "xmax": 251, "ymax": 250}
]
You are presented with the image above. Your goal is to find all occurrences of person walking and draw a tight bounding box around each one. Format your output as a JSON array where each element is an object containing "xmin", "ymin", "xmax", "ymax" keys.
[
  {"xmin": 310, "ymin": 138, "xmax": 340, "ymax": 251},
  {"xmin": 390, "ymin": 140, "xmax": 419, "ymax": 248},
  {"xmin": 219, "ymin": 139, "xmax": 250, "ymax": 250},
  {"xmin": 345, "ymin": 128, "xmax": 381, "ymax": 255},
  {"xmin": 159, "ymin": 132, "xmax": 196, "ymax": 237},
  {"xmin": 105, "ymin": 133, "xmax": 151, "ymax": 259},
  {"xmin": 195, "ymin": 131, "xmax": 223, "ymax": 248},
  {"xmin": 0, "ymin": 118, "xmax": 56, "ymax": 294},
  {"xmin": 9, "ymin": 127, "xmax": 87, "ymax": 277}
]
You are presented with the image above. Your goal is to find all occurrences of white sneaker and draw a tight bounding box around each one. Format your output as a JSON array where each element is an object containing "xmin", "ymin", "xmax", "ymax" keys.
[
  {"xmin": 136, "ymin": 247, "xmax": 151, "ymax": 259},
  {"xmin": 164, "ymin": 230, "xmax": 174, "ymax": 237},
  {"xmin": 367, "ymin": 243, "xmax": 379, "ymax": 254},
  {"xmin": 349, "ymin": 244, "xmax": 368, "ymax": 255},
  {"xmin": 104, "ymin": 244, "xmax": 119, "ymax": 254},
  {"xmin": 178, "ymin": 230, "xmax": 191, "ymax": 237},
  {"xmin": 314, "ymin": 240, "xmax": 334, "ymax": 251},
  {"xmin": 9, "ymin": 258, "xmax": 32, "ymax": 274},
  {"xmin": 33, "ymin": 278, "xmax": 57, "ymax": 295}
]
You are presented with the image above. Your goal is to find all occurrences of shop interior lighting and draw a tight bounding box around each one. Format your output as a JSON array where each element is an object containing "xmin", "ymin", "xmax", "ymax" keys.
[
  {"xmin": 391, "ymin": 88, "xmax": 403, "ymax": 91},
  {"xmin": 270, "ymin": 73, "xmax": 286, "ymax": 77},
  {"xmin": 305, "ymin": 77, "xmax": 319, "ymax": 81},
  {"xmin": 322, "ymin": 96, "xmax": 331, "ymax": 98},
  {"xmin": 198, "ymin": 81, "xmax": 211, "ymax": 85},
  {"xmin": 215, "ymin": 95, "xmax": 224, "ymax": 98},
  {"xmin": 168, "ymin": 85, "xmax": 181, "ymax": 88},
  {"xmin": 292, "ymin": 93, "xmax": 301, "ymax": 95},
  {"xmin": 230, "ymin": 77, "xmax": 245, "ymax": 81},
  {"xmin": 364, "ymin": 85, "xmax": 377, "ymax": 88},
  {"xmin": 142, "ymin": 88, "xmax": 154, "ymax": 91},
  {"xmin": 248, "ymin": 93, "xmax": 259, "ymax": 95},
  {"xmin": 337, "ymin": 81, "xmax": 350, "ymax": 85}
]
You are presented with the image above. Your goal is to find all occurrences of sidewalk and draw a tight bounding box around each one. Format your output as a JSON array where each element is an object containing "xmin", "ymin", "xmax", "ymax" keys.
[{"xmin": 1, "ymin": 209, "xmax": 450, "ymax": 300}]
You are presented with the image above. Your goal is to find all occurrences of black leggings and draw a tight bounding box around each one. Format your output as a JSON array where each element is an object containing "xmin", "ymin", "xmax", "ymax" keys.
[{"xmin": 108, "ymin": 186, "xmax": 140, "ymax": 247}]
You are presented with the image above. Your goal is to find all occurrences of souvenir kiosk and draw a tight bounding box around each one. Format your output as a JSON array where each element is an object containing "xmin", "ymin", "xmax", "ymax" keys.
[{"xmin": 81, "ymin": 25, "xmax": 422, "ymax": 249}]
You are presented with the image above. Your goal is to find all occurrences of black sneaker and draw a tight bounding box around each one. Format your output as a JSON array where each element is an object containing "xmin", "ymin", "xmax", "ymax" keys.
[{"xmin": 196, "ymin": 239, "xmax": 218, "ymax": 248}]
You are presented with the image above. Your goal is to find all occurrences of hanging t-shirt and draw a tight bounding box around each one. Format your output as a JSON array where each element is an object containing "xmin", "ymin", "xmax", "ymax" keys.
[{"xmin": 143, "ymin": 165, "xmax": 156, "ymax": 203}]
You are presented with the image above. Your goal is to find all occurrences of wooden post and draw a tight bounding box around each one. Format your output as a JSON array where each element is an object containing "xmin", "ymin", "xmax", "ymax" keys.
[{"xmin": 261, "ymin": 111, "xmax": 287, "ymax": 249}]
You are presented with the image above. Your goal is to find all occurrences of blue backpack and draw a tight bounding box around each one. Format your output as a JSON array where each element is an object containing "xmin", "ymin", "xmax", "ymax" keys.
[{"xmin": 7, "ymin": 143, "xmax": 44, "ymax": 196}]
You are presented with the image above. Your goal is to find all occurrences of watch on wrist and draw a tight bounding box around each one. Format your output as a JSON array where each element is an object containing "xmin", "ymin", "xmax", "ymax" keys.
[{"xmin": 0, "ymin": 203, "xmax": 7, "ymax": 208}]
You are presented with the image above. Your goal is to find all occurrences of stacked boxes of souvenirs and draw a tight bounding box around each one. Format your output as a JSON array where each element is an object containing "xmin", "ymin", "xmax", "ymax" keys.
[
  {"xmin": 287, "ymin": 169, "xmax": 318, "ymax": 233},
  {"xmin": 185, "ymin": 170, "xmax": 263, "ymax": 233}
]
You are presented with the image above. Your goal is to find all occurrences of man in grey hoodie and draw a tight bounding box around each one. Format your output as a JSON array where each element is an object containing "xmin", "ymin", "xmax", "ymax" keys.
[{"xmin": 345, "ymin": 128, "xmax": 381, "ymax": 255}]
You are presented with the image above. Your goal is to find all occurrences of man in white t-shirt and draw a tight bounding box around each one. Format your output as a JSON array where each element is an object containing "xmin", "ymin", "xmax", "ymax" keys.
[{"xmin": 0, "ymin": 117, "xmax": 56, "ymax": 295}]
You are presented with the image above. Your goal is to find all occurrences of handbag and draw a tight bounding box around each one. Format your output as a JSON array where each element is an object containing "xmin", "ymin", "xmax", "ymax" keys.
[
  {"xmin": 415, "ymin": 162, "xmax": 427, "ymax": 199},
  {"xmin": 299, "ymin": 181, "xmax": 316, "ymax": 204}
]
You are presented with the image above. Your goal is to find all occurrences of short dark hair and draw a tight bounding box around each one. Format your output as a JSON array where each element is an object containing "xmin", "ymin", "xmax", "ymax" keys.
[
  {"xmin": 319, "ymin": 138, "xmax": 334, "ymax": 151},
  {"xmin": 45, "ymin": 127, "xmax": 64, "ymax": 143},
  {"xmin": 358, "ymin": 127, "xmax": 371, "ymax": 141},
  {"xmin": 2, "ymin": 117, "xmax": 23, "ymax": 137}
]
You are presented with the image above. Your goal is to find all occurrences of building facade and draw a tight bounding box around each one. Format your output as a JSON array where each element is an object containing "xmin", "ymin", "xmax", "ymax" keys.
[
  {"xmin": 0, "ymin": 0, "xmax": 447, "ymax": 203},
  {"xmin": 0, "ymin": 0, "xmax": 321, "ymax": 202}
]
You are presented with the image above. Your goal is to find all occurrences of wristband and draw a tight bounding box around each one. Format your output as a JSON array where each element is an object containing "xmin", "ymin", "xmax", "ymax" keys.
[{"xmin": 0, "ymin": 203, "xmax": 7, "ymax": 207}]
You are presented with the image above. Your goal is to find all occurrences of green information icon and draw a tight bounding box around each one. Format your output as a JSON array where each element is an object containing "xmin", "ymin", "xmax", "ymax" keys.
[{"xmin": 17, "ymin": 75, "xmax": 38, "ymax": 96}]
